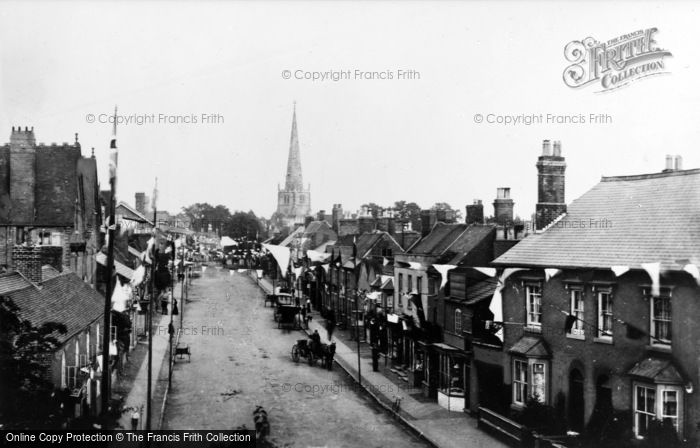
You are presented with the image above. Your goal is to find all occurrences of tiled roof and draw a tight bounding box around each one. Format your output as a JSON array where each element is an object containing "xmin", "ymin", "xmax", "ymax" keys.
[
  {"xmin": 117, "ymin": 201, "xmax": 153, "ymax": 225},
  {"xmin": 332, "ymin": 232, "xmax": 387, "ymax": 258},
  {"xmin": 409, "ymin": 223, "xmax": 468, "ymax": 254},
  {"xmin": 494, "ymin": 169, "xmax": 700, "ymax": 271},
  {"xmin": 627, "ymin": 356, "xmax": 685, "ymax": 384},
  {"xmin": 303, "ymin": 221, "xmax": 331, "ymax": 235},
  {"xmin": 6, "ymin": 272, "xmax": 104, "ymax": 345},
  {"xmin": 407, "ymin": 223, "xmax": 496, "ymax": 265},
  {"xmin": 0, "ymin": 272, "xmax": 34, "ymax": 295},
  {"xmin": 41, "ymin": 265, "xmax": 62, "ymax": 281}
]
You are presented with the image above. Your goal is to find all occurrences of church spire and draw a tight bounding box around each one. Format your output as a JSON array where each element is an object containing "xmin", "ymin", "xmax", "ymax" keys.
[{"xmin": 285, "ymin": 102, "xmax": 304, "ymax": 191}]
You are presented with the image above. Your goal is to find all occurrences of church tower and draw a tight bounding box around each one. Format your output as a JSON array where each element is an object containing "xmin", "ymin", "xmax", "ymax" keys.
[{"xmin": 276, "ymin": 103, "xmax": 311, "ymax": 225}]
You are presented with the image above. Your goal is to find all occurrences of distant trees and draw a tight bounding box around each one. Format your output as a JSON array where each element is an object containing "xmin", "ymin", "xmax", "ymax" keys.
[{"xmin": 181, "ymin": 203, "xmax": 265, "ymax": 239}]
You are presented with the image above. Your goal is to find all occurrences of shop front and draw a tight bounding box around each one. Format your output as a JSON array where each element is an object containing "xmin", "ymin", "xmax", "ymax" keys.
[{"xmin": 433, "ymin": 342, "xmax": 470, "ymax": 412}]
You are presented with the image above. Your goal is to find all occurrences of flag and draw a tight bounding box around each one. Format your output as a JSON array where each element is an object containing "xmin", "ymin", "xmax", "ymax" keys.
[
  {"xmin": 109, "ymin": 106, "xmax": 118, "ymax": 187},
  {"xmin": 611, "ymin": 265, "xmax": 630, "ymax": 277},
  {"xmin": 626, "ymin": 322, "xmax": 646, "ymax": 340},
  {"xmin": 564, "ymin": 314, "xmax": 577, "ymax": 333},
  {"xmin": 383, "ymin": 257, "xmax": 389, "ymax": 266}
]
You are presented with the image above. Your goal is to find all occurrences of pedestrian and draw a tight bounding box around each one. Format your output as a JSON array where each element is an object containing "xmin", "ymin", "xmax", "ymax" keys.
[
  {"xmin": 131, "ymin": 408, "xmax": 140, "ymax": 430},
  {"xmin": 326, "ymin": 310, "xmax": 336, "ymax": 341},
  {"xmin": 161, "ymin": 296, "xmax": 168, "ymax": 315},
  {"xmin": 306, "ymin": 298, "xmax": 311, "ymax": 314}
]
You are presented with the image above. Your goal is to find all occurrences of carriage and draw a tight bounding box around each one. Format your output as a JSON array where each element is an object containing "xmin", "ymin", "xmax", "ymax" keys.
[
  {"xmin": 276, "ymin": 305, "xmax": 301, "ymax": 329},
  {"xmin": 291, "ymin": 339, "xmax": 336, "ymax": 368}
]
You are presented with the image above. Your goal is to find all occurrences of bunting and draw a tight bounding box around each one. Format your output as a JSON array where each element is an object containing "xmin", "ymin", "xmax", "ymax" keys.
[
  {"xmin": 544, "ymin": 268, "xmax": 562, "ymax": 282},
  {"xmin": 472, "ymin": 267, "xmax": 497, "ymax": 277},
  {"xmin": 611, "ymin": 265, "xmax": 630, "ymax": 277},
  {"xmin": 683, "ymin": 263, "xmax": 700, "ymax": 286},
  {"xmin": 307, "ymin": 250, "xmax": 330, "ymax": 263},
  {"xmin": 111, "ymin": 280, "xmax": 129, "ymax": 312},
  {"xmin": 262, "ymin": 243, "xmax": 291, "ymax": 278},
  {"xmin": 130, "ymin": 265, "xmax": 146, "ymax": 287},
  {"xmin": 641, "ymin": 262, "xmax": 661, "ymax": 297},
  {"xmin": 488, "ymin": 268, "xmax": 528, "ymax": 342},
  {"xmin": 383, "ymin": 257, "xmax": 390, "ymax": 266},
  {"xmin": 432, "ymin": 264, "xmax": 457, "ymax": 290},
  {"xmin": 321, "ymin": 263, "xmax": 330, "ymax": 274}
]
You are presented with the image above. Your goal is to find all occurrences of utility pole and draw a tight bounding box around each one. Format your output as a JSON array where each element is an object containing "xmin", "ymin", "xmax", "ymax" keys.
[
  {"xmin": 168, "ymin": 238, "xmax": 175, "ymax": 388},
  {"xmin": 101, "ymin": 108, "xmax": 118, "ymax": 418},
  {"xmin": 146, "ymin": 181, "xmax": 157, "ymax": 430}
]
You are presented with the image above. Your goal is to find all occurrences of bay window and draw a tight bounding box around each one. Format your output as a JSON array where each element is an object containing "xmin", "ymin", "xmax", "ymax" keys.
[
  {"xmin": 634, "ymin": 382, "xmax": 682, "ymax": 438},
  {"xmin": 513, "ymin": 359, "xmax": 528, "ymax": 406}
]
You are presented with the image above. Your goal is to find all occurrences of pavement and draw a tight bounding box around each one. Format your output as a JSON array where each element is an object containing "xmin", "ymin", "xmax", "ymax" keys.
[
  {"xmin": 254, "ymin": 273, "xmax": 507, "ymax": 448},
  {"xmin": 112, "ymin": 282, "xmax": 185, "ymax": 430}
]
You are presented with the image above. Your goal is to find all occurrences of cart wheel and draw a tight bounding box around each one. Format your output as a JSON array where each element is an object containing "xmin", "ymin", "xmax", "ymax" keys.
[
  {"xmin": 308, "ymin": 352, "xmax": 314, "ymax": 366},
  {"xmin": 291, "ymin": 345, "xmax": 300, "ymax": 363}
]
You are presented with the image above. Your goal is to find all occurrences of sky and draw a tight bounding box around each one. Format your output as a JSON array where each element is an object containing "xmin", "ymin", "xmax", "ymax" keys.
[{"xmin": 1, "ymin": 1, "xmax": 699, "ymax": 221}]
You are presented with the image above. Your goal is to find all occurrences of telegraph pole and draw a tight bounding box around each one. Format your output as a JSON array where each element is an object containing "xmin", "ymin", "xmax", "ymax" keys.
[{"xmin": 146, "ymin": 180, "xmax": 157, "ymax": 430}]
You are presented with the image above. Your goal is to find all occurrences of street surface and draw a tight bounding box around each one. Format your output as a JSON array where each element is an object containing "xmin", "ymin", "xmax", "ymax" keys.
[{"xmin": 162, "ymin": 267, "xmax": 430, "ymax": 448}]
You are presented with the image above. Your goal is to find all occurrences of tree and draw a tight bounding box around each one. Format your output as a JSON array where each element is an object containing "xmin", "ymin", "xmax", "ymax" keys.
[
  {"xmin": 392, "ymin": 200, "xmax": 422, "ymax": 230},
  {"xmin": 181, "ymin": 203, "xmax": 232, "ymax": 233},
  {"xmin": 226, "ymin": 211, "xmax": 265, "ymax": 239},
  {"xmin": 0, "ymin": 296, "xmax": 67, "ymax": 426},
  {"xmin": 430, "ymin": 202, "xmax": 463, "ymax": 222}
]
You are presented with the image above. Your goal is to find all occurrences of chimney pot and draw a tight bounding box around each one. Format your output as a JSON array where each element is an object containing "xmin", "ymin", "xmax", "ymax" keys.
[
  {"xmin": 665, "ymin": 154, "xmax": 674, "ymax": 171},
  {"xmin": 674, "ymin": 155, "xmax": 683, "ymax": 170},
  {"xmin": 542, "ymin": 139, "xmax": 552, "ymax": 156},
  {"xmin": 553, "ymin": 140, "xmax": 562, "ymax": 157}
]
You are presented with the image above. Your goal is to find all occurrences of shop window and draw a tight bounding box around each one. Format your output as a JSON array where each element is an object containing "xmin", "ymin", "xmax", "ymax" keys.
[{"xmin": 439, "ymin": 352, "xmax": 465, "ymax": 397}]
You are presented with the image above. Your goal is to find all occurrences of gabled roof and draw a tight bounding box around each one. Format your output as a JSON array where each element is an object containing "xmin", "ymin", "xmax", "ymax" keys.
[
  {"xmin": 278, "ymin": 226, "xmax": 304, "ymax": 247},
  {"xmin": 456, "ymin": 277, "xmax": 498, "ymax": 305},
  {"xmin": 407, "ymin": 223, "xmax": 496, "ymax": 265},
  {"xmin": 494, "ymin": 168, "xmax": 700, "ymax": 271},
  {"xmin": 5, "ymin": 272, "xmax": 104, "ymax": 345},
  {"xmin": 303, "ymin": 220, "xmax": 332, "ymax": 235}
]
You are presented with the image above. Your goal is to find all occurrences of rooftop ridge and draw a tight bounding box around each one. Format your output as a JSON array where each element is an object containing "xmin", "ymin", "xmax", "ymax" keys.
[{"xmin": 601, "ymin": 167, "xmax": 700, "ymax": 182}]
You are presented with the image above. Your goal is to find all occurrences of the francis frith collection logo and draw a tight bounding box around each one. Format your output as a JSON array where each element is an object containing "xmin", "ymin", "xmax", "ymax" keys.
[{"xmin": 563, "ymin": 28, "xmax": 672, "ymax": 92}]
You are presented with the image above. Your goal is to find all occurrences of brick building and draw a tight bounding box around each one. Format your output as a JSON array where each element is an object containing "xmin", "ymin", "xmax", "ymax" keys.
[
  {"xmin": 0, "ymin": 127, "xmax": 101, "ymax": 284},
  {"xmin": 491, "ymin": 158, "xmax": 700, "ymax": 443}
]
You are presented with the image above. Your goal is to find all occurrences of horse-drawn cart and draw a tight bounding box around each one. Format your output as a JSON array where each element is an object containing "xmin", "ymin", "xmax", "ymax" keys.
[{"xmin": 291, "ymin": 339, "xmax": 336, "ymax": 368}]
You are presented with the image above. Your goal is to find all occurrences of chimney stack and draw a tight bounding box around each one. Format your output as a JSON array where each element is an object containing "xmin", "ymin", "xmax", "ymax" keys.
[
  {"xmin": 12, "ymin": 246, "xmax": 43, "ymax": 283},
  {"xmin": 420, "ymin": 209, "xmax": 436, "ymax": 237},
  {"xmin": 466, "ymin": 200, "xmax": 484, "ymax": 225},
  {"xmin": 331, "ymin": 204, "xmax": 343, "ymax": 232},
  {"xmin": 135, "ymin": 192, "xmax": 146, "ymax": 215},
  {"xmin": 304, "ymin": 215, "xmax": 314, "ymax": 228},
  {"xmin": 536, "ymin": 139, "xmax": 567, "ymax": 231},
  {"xmin": 317, "ymin": 209, "xmax": 326, "ymax": 222},
  {"xmin": 493, "ymin": 188, "xmax": 514, "ymax": 225}
]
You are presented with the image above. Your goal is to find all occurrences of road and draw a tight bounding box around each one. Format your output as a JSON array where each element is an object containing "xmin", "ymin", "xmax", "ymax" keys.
[{"xmin": 162, "ymin": 267, "xmax": 430, "ymax": 448}]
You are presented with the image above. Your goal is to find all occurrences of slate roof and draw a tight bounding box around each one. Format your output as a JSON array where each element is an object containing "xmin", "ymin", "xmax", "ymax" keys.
[
  {"xmin": 493, "ymin": 168, "xmax": 700, "ymax": 271},
  {"xmin": 508, "ymin": 336, "xmax": 551, "ymax": 358},
  {"xmin": 303, "ymin": 221, "xmax": 331, "ymax": 235},
  {"xmin": 41, "ymin": 265, "xmax": 62, "ymax": 281},
  {"xmin": 4, "ymin": 272, "xmax": 104, "ymax": 345},
  {"xmin": 627, "ymin": 356, "xmax": 685, "ymax": 384},
  {"xmin": 406, "ymin": 223, "xmax": 496, "ymax": 265}
]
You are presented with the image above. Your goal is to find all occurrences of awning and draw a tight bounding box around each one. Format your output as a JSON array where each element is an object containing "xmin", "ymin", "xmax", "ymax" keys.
[
  {"xmin": 380, "ymin": 277, "xmax": 394, "ymax": 290},
  {"xmin": 627, "ymin": 357, "xmax": 685, "ymax": 385},
  {"xmin": 508, "ymin": 336, "xmax": 551, "ymax": 358}
]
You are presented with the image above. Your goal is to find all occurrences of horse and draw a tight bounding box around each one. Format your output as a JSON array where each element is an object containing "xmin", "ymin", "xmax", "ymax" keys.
[{"xmin": 321, "ymin": 342, "xmax": 336, "ymax": 370}]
